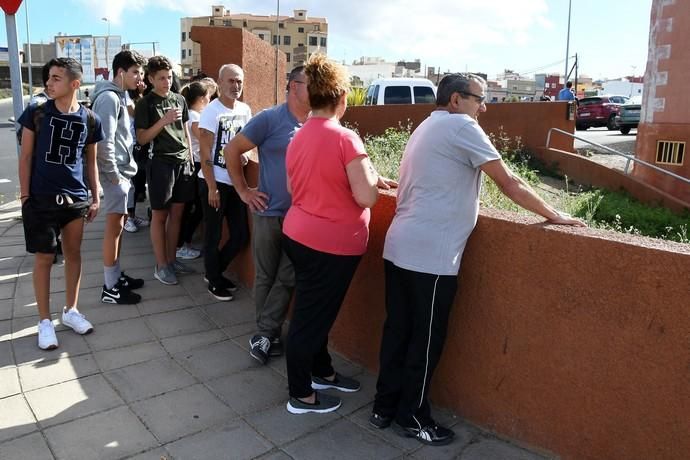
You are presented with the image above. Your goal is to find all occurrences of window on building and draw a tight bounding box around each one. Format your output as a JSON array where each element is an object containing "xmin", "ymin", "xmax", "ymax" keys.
[
  {"xmin": 181, "ymin": 49, "xmax": 186, "ymax": 59},
  {"xmin": 320, "ymin": 37, "xmax": 327, "ymax": 47},
  {"xmin": 298, "ymin": 27, "xmax": 304, "ymax": 33},
  {"xmin": 272, "ymin": 35, "xmax": 279, "ymax": 45},
  {"xmin": 181, "ymin": 32, "xmax": 186, "ymax": 42},
  {"xmin": 279, "ymin": 22, "xmax": 284, "ymax": 28},
  {"xmin": 188, "ymin": 49, "xmax": 192, "ymax": 57},
  {"xmin": 286, "ymin": 53, "xmax": 291, "ymax": 62},
  {"xmin": 243, "ymin": 20, "xmax": 248, "ymax": 27},
  {"xmin": 309, "ymin": 36, "xmax": 317, "ymax": 46},
  {"xmin": 283, "ymin": 35, "xmax": 291, "ymax": 45},
  {"xmin": 314, "ymin": 25, "xmax": 320, "ymax": 31}
]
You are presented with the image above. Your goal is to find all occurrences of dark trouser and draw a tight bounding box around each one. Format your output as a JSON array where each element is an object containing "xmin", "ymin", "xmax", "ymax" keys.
[
  {"xmin": 373, "ymin": 260, "xmax": 457, "ymax": 428},
  {"xmin": 178, "ymin": 162, "xmax": 203, "ymax": 246},
  {"xmin": 284, "ymin": 236, "xmax": 361, "ymax": 399},
  {"xmin": 128, "ymin": 143, "xmax": 149, "ymax": 214},
  {"xmin": 200, "ymin": 180, "xmax": 248, "ymax": 286}
]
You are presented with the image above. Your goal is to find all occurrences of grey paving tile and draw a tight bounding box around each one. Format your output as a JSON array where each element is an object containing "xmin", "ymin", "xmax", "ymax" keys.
[
  {"xmin": 18, "ymin": 353, "xmax": 100, "ymax": 391},
  {"xmin": 254, "ymin": 451, "xmax": 293, "ymax": 460},
  {"xmin": 0, "ymin": 340, "xmax": 13, "ymax": 367},
  {"xmin": 0, "ymin": 282, "xmax": 15, "ymax": 300},
  {"xmin": 122, "ymin": 447, "xmax": 172, "ymax": 460},
  {"xmin": 44, "ymin": 406, "xmax": 158, "ymax": 460},
  {"xmin": 0, "ymin": 299, "xmax": 11, "ymax": 320},
  {"xmin": 137, "ymin": 293, "xmax": 196, "ymax": 315},
  {"xmin": 283, "ymin": 417, "xmax": 403, "ymax": 460},
  {"xmin": 173, "ymin": 340, "xmax": 254, "ymax": 381},
  {"xmin": 244, "ymin": 401, "xmax": 340, "ymax": 446},
  {"xmin": 222, "ymin": 322, "xmax": 257, "ymax": 339},
  {"xmin": 0, "ymin": 432, "xmax": 54, "ymax": 460},
  {"xmin": 206, "ymin": 366, "xmax": 288, "ymax": 415},
  {"xmin": 0, "ymin": 394, "xmax": 37, "ymax": 442},
  {"xmin": 160, "ymin": 329, "xmax": 227, "ymax": 355},
  {"xmin": 12, "ymin": 330, "xmax": 90, "ymax": 366},
  {"xmin": 165, "ymin": 419, "xmax": 273, "ymax": 460},
  {"xmin": 83, "ymin": 317, "xmax": 156, "ymax": 351},
  {"xmin": 93, "ymin": 341, "xmax": 168, "ymax": 372},
  {"xmin": 144, "ymin": 307, "xmax": 214, "ymax": 339},
  {"xmin": 0, "ymin": 319, "xmax": 10, "ymax": 342},
  {"xmin": 104, "ymin": 357, "xmax": 196, "ymax": 402},
  {"xmin": 25, "ymin": 374, "xmax": 125, "ymax": 428},
  {"xmin": 0, "ymin": 367, "xmax": 20, "ymax": 398},
  {"xmin": 80, "ymin": 303, "xmax": 141, "ymax": 326},
  {"xmin": 135, "ymin": 282, "xmax": 189, "ymax": 303},
  {"xmin": 130, "ymin": 384, "xmax": 236, "ymax": 443},
  {"xmin": 459, "ymin": 437, "xmax": 550, "ymax": 460},
  {"xmin": 202, "ymin": 298, "xmax": 255, "ymax": 327}
]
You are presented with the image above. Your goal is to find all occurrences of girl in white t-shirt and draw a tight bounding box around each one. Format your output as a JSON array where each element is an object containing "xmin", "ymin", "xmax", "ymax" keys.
[{"xmin": 176, "ymin": 79, "xmax": 218, "ymax": 259}]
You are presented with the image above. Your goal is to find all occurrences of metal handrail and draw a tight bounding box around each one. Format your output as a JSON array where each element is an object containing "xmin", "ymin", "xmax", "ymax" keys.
[{"xmin": 545, "ymin": 128, "xmax": 690, "ymax": 186}]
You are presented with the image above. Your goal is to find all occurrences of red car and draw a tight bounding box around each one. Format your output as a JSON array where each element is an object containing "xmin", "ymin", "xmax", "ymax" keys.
[{"xmin": 576, "ymin": 95, "xmax": 629, "ymax": 130}]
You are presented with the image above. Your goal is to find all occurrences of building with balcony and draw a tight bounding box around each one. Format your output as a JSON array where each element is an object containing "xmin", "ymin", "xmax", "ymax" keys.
[{"xmin": 180, "ymin": 5, "xmax": 327, "ymax": 77}]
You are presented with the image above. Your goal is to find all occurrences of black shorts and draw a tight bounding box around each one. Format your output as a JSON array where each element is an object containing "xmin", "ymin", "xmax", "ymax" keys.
[
  {"xmin": 147, "ymin": 157, "xmax": 195, "ymax": 210},
  {"xmin": 22, "ymin": 194, "xmax": 89, "ymax": 254}
]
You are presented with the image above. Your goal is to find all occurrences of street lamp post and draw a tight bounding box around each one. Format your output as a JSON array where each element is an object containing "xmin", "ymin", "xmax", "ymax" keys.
[
  {"xmin": 102, "ymin": 17, "xmax": 110, "ymax": 76},
  {"xmin": 563, "ymin": 0, "xmax": 572, "ymax": 89}
]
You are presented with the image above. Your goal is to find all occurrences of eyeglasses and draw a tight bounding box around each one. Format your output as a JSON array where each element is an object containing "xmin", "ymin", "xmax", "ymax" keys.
[{"xmin": 459, "ymin": 91, "xmax": 486, "ymax": 104}]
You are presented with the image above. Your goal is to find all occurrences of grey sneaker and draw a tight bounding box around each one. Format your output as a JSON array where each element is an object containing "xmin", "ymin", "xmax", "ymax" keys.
[
  {"xmin": 311, "ymin": 373, "xmax": 361, "ymax": 393},
  {"xmin": 287, "ymin": 392, "xmax": 342, "ymax": 414},
  {"xmin": 154, "ymin": 264, "xmax": 178, "ymax": 285},
  {"xmin": 172, "ymin": 259, "xmax": 195, "ymax": 275}
]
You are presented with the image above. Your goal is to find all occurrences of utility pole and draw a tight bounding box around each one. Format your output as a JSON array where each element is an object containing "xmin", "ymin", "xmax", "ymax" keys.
[
  {"xmin": 24, "ymin": 0, "xmax": 32, "ymax": 97},
  {"xmin": 2, "ymin": 2, "xmax": 25, "ymax": 155},
  {"xmin": 274, "ymin": 0, "xmax": 280, "ymax": 105},
  {"xmin": 563, "ymin": 0, "xmax": 572, "ymax": 90}
]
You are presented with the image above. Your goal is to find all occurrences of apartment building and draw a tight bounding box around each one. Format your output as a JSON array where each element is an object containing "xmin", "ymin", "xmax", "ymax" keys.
[{"xmin": 180, "ymin": 5, "xmax": 328, "ymax": 77}]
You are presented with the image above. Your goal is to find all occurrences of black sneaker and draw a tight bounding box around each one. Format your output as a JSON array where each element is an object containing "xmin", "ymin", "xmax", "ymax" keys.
[
  {"xmin": 101, "ymin": 282, "xmax": 142, "ymax": 305},
  {"xmin": 249, "ymin": 335, "xmax": 270, "ymax": 364},
  {"xmin": 311, "ymin": 373, "xmax": 361, "ymax": 393},
  {"xmin": 286, "ymin": 392, "xmax": 341, "ymax": 414},
  {"xmin": 118, "ymin": 271, "xmax": 144, "ymax": 290},
  {"xmin": 393, "ymin": 422, "xmax": 455, "ymax": 446},
  {"xmin": 369, "ymin": 412, "xmax": 393, "ymax": 429},
  {"xmin": 208, "ymin": 284, "xmax": 233, "ymax": 301},
  {"xmin": 268, "ymin": 336, "xmax": 283, "ymax": 357},
  {"xmin": 203, "ymin": 275, "xmax": 238, "ymax": 292}
]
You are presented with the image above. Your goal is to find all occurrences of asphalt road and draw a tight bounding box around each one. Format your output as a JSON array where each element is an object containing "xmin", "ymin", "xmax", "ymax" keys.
[{"xmin": 573, "ymin": 125, "xmax": 637, "ymax": 151}]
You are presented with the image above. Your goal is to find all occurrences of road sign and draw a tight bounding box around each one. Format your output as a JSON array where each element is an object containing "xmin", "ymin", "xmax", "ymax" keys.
[{"xmin": 0, "ymin": 0, "xmax": 23, "ymax": 15}]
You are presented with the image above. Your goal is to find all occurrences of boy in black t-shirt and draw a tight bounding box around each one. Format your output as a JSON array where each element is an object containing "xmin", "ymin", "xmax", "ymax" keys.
[
  {"xmin": 134, "ymin": 56, "xmax": 194, "ymax": 285},
  {"xmin": 18, "ymin": 58, "xmax": 104, "ymax": 350}
]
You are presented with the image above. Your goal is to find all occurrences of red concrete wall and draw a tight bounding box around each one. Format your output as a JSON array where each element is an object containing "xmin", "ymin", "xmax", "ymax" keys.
[
  {"xmin": 190, "ymin": 26, "xmax": 287, "ymax": 112},
  {"xmin": 329, "ymin": 193, "xmax": 690, "ymax": 460},
  {"xmin": 635, "ymin": 0, "xmax": 690, "ymax": 203},
  {"xmin": 533, "ymin": 147, "xmax": 690, "ymax": 213},
  {"xmin": 341, "ymin": 101, "xmax": 575, "ymax": 153}
]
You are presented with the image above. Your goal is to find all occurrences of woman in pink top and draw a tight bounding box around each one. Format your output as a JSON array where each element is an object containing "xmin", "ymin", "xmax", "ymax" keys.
[{"xmin": 283, "ymin": 54, "xmax": 396, "ymax": 415}]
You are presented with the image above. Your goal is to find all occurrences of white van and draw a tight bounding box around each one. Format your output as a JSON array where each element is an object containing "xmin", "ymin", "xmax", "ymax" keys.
[{"xmin": 364, "ymin": 78, "xmax": 437, "ymax": 105}]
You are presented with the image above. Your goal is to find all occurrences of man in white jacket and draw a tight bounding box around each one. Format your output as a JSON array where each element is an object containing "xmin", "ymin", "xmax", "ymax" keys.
[{"xmin": 91, "ymin": 50, "xmax": 148, "ymax": 304}]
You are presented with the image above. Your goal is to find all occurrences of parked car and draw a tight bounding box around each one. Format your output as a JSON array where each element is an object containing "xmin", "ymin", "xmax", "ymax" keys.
[
  {"xmin": 364, "ymin": 78, "xmax": 436, "ymax": 105},
  {"xmin": 576, "ymin": 95, "xmax": 629, "ymax": 130},
  {"xmin": 616, "ymin": 95, "xmax": 642, "ymax": 134}
]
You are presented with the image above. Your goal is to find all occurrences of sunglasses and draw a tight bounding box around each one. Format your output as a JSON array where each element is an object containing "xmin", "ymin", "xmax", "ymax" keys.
[{"xmin": 459, "ymin": 91, "xmax": 486, "ymax": 104}]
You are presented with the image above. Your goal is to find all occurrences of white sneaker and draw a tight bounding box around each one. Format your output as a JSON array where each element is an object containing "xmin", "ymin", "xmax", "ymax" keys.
[
  {"xmin": 62, "ymin": 308, "xmax": 94, "ymax": 335},
  {"xmin": 131, "ymin": 216, "xmax": 150, "ymax": 227},
  {"xmin": 37, "ymin": 319, "xmax": 58, "ymax": 350},
  {"xmin": 176, "ymin": 245, "xmax": 201, "ymax": 260},
  {"xmin": 124, "ymin": 219, "xmax": 138, "ymax": 233}
]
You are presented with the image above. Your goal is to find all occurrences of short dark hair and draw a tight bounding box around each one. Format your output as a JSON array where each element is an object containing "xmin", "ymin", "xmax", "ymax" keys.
[
  {"xmin": 47, "ymin": 57, "xmax": 83, "ymax": 82},
  {"xmin": 436, "ymin": 73, "xmax": 486, "ymax": 106},
  {"xmin": 566, "ymin": 81, "xmax": 573, "ymax": 88},
  {"xmin": 146, "ymin": 55, "xmax": 173, "ymax": 76},
  {"xmin": 286, "ymin": 65, "xmax": 305, "ymax": 92},
  {"xmin": 41, "ymin": 61, "xmax": 51, "ymax": 87},
  {"xmin": 112, "ymin": 50, "xmax": 147, "ymax": 75}
]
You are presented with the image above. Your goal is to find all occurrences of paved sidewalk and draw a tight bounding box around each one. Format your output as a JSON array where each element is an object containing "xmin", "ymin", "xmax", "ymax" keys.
[{"xmin": 0, "ymin": 203, "xmax": 552, "ymax": 460}]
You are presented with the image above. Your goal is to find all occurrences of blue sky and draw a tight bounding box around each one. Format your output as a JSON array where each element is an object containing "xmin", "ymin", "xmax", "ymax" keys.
[{"xmin": 1, "ymin": 0, "xmax": 653, "ymax": 81}]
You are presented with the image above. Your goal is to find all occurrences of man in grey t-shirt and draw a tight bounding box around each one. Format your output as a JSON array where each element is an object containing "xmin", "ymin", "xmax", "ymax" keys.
[
  {"xmin": 225, "ymin": 66, "xmax": 311, "ymax": 365},
  {"xmin": 371, "ymin": 73, "xmax": 585, "ymax": 446}
]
